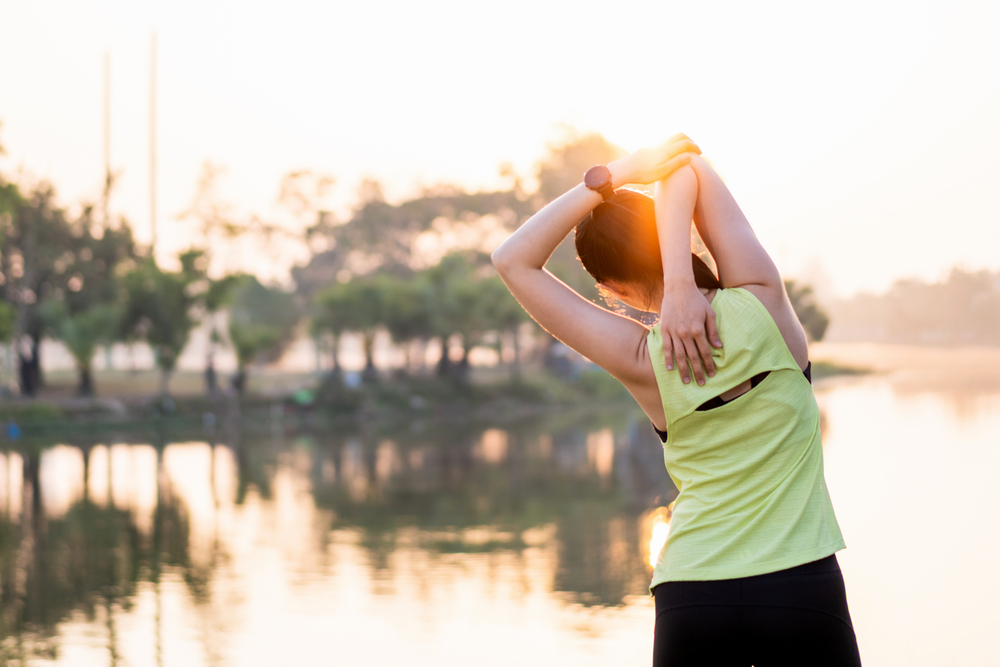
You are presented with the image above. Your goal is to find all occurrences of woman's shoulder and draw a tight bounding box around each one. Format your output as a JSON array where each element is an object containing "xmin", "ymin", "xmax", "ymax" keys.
[{"xmin": 725, "ymin": 285, "xmax": 810, "ymax": 371}]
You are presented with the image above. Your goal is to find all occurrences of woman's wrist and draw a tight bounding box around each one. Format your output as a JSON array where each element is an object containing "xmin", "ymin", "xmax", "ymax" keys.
[
  {"xmin": 663, "ymin": 272, "xmax": 696, "ymax": 288},
  {"xmin": 607, "ymin": 160, "xmax": 631, "ymax": 190}
]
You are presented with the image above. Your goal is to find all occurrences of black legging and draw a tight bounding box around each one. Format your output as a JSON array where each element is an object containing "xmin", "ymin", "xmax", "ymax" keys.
[{"xmin": 652, "ymin": 555, "xmax": 862, "ymax": 666}]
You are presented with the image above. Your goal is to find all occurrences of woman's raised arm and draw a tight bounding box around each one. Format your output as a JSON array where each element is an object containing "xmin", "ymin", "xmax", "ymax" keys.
[
  {"xmin": 686, "ymin": 155, "xmax": 809, "ymax": 368},
  {"xmin": 491, "ymin": 136, "xmax": 699, "ymax": 383},
  {"xmin": 653, "ymin": 165, "xmax": 722, "ymax": 387}
]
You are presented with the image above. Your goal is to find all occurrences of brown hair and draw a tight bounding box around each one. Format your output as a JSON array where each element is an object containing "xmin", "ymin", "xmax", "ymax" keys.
[{"xmin": 575, "ymin": 189, "xmax": 720, "ymax": 308}]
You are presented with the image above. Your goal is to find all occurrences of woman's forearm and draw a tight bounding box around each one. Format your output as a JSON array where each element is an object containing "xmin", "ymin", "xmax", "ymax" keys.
[
  {"xmin": 492, "ymin": 163, "xmax": 631, "ymax": 273},
  {"xmin": 491, "ymin": 184, "xmax": 602, "ymax": 273},
  {"xmin": 654, "ymin": 164, "xmax": 721, "ymax": 385},
  {"xmin": 687, "ymin": 155, "xmax": 781, "ymax": 289},
  {"xmin": 654, "ymin": 165, "xmax": 699, "ymax": 285}
]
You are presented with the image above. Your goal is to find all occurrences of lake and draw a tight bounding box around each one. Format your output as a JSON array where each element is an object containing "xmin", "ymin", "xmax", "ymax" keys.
[{"xmin": 1, "ymin": 365, "xmax": 998, "ymax": 666}]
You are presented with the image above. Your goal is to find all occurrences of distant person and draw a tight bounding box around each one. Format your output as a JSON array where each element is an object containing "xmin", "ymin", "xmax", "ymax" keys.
[{"xmin": 491, "ymin": 135, "xmax": 861, "ymax": 665}]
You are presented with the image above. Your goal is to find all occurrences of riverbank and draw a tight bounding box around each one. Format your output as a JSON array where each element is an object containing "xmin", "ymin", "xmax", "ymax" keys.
[
  {"xmin": 0, "ymin": 364, "xmax": 636, "ymax": 440},
  {"xmin": 810, "ymin": 342, "xmax": 1000, "ymax": 394},
  {"xmin": 1, "ymin": 345, "xmax": 929, "ymax": 439}
]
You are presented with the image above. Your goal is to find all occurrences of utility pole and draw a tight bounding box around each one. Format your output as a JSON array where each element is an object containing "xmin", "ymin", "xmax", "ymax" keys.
[
  {"xmin": 103, "ymin": 51, "xmax": 111, "ymax": 227},
  {"xmin": 103, "ymin": 52, "xmax": 116, "ymax": 372},
  {"xmin": 150, "ymin": 32, "xmax": 158, "ymax": 257}
]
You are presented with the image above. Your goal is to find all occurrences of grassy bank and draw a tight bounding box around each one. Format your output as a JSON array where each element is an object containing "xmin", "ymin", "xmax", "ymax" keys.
[
  {"xmin": 0, "ymin": 364, "xmax": 634, "ymax": 438},
  {"xmin": 0, "ymin": 355, "xmax": 876, "ymax": 440}
]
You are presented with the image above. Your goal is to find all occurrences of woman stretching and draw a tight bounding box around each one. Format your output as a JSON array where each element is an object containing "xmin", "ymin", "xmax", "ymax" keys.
[{"xmin": 491, "ymin": 135, "xmax": 862, "ymax": 666}]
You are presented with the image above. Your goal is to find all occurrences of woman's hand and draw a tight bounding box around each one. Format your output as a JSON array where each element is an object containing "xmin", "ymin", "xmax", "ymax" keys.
[
  {"xmin": 653, "ymin": 161, "xmax": 721, "ymax": 387},
  {"xmin": 659, "ymin": 282, "xmax": 722, "ymax": 385},
  {"xmin": 609, "ymin": 134, "xmax": 702, "ymax": 187}
]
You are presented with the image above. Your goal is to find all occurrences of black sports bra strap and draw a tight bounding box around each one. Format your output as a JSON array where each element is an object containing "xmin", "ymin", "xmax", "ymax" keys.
[{"xmin": 652, "ymin": 362, "xmax": 812, "ymax": 442}]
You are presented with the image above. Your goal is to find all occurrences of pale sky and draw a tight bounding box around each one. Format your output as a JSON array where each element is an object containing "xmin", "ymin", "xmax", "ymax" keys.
[{"xmin": 2, "ymin": 0, "xmax": 998, "ymax": 297}]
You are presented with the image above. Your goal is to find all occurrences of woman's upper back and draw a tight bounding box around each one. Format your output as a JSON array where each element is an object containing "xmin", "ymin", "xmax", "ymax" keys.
[
  {"xmin": 648, "ymin": 288, "xmax": 804, "ymax": 424},
  {"xmin": 644, "ymin": 288, "xmax": 844, "ymax": 585}
]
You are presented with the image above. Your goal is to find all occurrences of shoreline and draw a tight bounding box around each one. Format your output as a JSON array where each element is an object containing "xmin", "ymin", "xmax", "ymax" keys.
[{"xmin": 13, "ymin": 339, "xmax": 1000, "ymax": 439}]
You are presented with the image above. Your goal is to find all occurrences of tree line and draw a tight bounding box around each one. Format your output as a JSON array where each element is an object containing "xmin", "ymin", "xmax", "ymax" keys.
[
  {"xmin": 1, "ymin": 123, "xmax": 835, "ymax": 400},
  {"xmin": 826, "ymin": 268, "xmax": 1000, "ymax": 345},
  {"xmin": 0, "ymin": 173, "xmax": 541, "ymax": 397},
  {"xmin": 0, "ymin": 127, "xmax": 629, "ymax": 398}
]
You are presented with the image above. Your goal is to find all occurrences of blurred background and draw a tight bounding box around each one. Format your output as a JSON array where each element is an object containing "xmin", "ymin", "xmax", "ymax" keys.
[{"xmin": 0, "ymin": 0, "xmax": 998, "ymax": 665}]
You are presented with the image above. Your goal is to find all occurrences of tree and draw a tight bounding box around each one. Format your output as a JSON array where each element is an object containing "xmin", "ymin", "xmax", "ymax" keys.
[
  {"xmin": 0, "ymin": 177, "xmax": 137, "ymax": 396},
  {"xmin": 380, "ymin": 276, "xmax": 435, "ymax": 374},
  {"xmin": 0, "ymin": 299, "xmax": 13, "ymax": 389},
  {"xmin": 39, "ymin": 301, "xmax": 120, "ymax": 395},
  {"xmin": 226, "ymin": 275, "xmax": 298, "ymax": 395},
  {"xmin": 119, "ymin": 253, "xmax": 203, "ymax": 395},
  {"xmin": 339, "ymin": 276, "xmax": 393, "ymax": 381},
  {"xmin": 312, "ymin": 281, "xmax": 353, "ymax": 379},
  {"xmin": 201, "ymin": 274, "xmax": 241, "ymax": 395},
  {"xmin": 785, "ymin": 280, "xmax": 830, "ymax": 342},
  {"xmin": 419, "ymin": 252, "xmax": 500, "ymax": 382},
  {"xmin": 295, "ymin": 181, "xmax": 536, "ymax": 287},
  {"xmin": 478, "ymin": 275, "xmax": 531, "ymax": 380}
]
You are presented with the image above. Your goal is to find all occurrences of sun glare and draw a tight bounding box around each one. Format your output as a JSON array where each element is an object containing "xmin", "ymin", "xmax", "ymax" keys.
[{"xmin": 643, "ymin": 504, "xmax": 674, "ymax": 569}]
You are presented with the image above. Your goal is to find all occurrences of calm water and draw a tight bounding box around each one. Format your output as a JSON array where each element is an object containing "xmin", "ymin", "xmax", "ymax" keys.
[{"xmin": 1, "ymin": 374, "xmax": 998, "ymax": 666}]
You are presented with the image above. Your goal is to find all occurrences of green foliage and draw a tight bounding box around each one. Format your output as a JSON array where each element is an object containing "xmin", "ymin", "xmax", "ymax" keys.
[
  {"xmin": 0, "ymin": 174, "xmax": 137, "ymax": 394},
  {"xmin": 420, "ymin": 252, "xmax": 504, "ymax": 372},
  {"xmin": 381, "ymin": 276, "xmax": 434, "ymax": 345},
  {"xmin": 120, "ymin": 259, "xmax": 199, "ymax": 391},
  {"xmin": 312, "ymin": 281, "xmax": 353, "ymax": 337},
  {"xmin": 311, "ymin": 250, "xmax": 531, "ymax": 380},
  {"xmin": 40, "ymin": 300, "xmax": 119, "ymax": 365},
  {"xmin": 785, "ymin": 280, "xmax": 830, "ymax": 342},
  {"xmin": 204, "ymin": 273, "xmax": 241, "ymax": 313},
  {"xmin": 227, "ymin": 275, "xmax": 298, "ymax": 371},
  {"xmin": 479, "ymin": 275, "xmax": 530, "ymax": 333},
  {"xmin": 39, "ymin": 300, "xmax": 120, "ymax": 395},
  {"xmin": 0, "ymin": 301, "xmax": 14, "ymax": 343}
]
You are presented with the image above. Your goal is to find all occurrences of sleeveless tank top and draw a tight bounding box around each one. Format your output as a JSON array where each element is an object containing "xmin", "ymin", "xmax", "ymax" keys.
[{"xmin": 646, "ymin": 288, "xmax": 845, "ymax": 588}]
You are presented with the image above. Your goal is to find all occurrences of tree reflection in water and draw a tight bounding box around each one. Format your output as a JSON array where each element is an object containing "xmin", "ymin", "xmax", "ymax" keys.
[
  {"xmin": 0, "ymin": 408, "xmax": 678, "ymax": 661},
  {"xmin": 0, "ymin": 439, "xmax": 228, "ymax": 664}
]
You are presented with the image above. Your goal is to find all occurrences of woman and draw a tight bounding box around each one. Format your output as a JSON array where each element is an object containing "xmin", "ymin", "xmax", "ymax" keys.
[{"xmin": 491, "ymin": 135, "xmax": 861, "ymax": 666}]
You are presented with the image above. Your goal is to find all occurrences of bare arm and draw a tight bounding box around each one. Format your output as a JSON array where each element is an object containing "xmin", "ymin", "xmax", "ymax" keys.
[
  {"xmin": 654, "ymin": 165, "xmax": 722, "ymax": 386},
  {"xmin": 686, "ymin": 155, "xmax": 809, "ymax": 368},
  {"xmin": 491, "ymin": 136, "xmax": 699, "ymax": 383}
]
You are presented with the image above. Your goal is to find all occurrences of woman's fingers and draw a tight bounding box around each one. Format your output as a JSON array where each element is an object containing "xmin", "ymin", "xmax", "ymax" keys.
[
  {"xmin": 670, "ymin": 334, "xmax": 691, "ymax": 383},
  {"xmin": 693, "ymin": 332, "xmax": 716, "ymax": 379},
  {"xmin": 658, "ymin": 141, "xmax": 700, "ymax": 165},
  {"xmin": 664, "ymin": 133, "xmax": 695, "ymax": 148},
  {"xmin": 663, "ymin": 335, "xmax": 675, "ymax": 371},
  {"xmin": 661, "ymin": 137, "xmax": 701, "ymax": 158},
  {"xmin": 655, "ymin": 153, "xmax": 694, "ymax": 181},
  {"xmin": 706, "ymin": 310, "xmax": 722, "ymax": 349},
  {"xmin": 681, "ymin": 336, "xmax": 706, "ymax": 386}
]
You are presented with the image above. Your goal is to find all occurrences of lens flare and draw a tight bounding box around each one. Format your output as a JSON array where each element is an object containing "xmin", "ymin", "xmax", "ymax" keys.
[{"xmin": 642, "ymin": 504, "xmax": 674, "ymax": 569}]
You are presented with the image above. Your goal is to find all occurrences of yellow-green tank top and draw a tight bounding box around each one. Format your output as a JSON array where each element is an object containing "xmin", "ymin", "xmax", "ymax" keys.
[{"xmin": 647, "ymin": 287, "xmax": 845, "ymax": 589}]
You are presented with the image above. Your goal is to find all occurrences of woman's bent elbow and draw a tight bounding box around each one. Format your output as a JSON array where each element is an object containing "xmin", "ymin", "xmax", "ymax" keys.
[{"xmin": 491, "ymin": 245, "xmax": 512, "ymax": 275}]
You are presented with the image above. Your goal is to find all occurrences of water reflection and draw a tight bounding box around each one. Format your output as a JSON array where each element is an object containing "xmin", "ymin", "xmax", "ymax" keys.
[
  {"xmin": 7, "ymin": 378, "xmax": 996, "ymax": 666},
  {"xmin": 0, "ymin": 410, "xmax": 675, "ymax": 665}
]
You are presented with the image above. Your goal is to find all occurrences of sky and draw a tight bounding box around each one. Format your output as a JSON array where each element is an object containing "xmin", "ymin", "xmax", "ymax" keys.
[{"xmin": 1, "ymin": 0, "xmax": 998, "ymax": 297}]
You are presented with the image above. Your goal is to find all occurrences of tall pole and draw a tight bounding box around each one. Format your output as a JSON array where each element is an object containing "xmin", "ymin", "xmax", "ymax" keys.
[
  {"xmin": 149, "ymin": 32, "xmax": 158, "ymax": 258},
  {"xmin": 103, "ymin": 51, "xmax": 111, "ymax": 227},
  {"xmin": 103, "ymin": 52, "xmax": 116, "ymax": 372}
]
